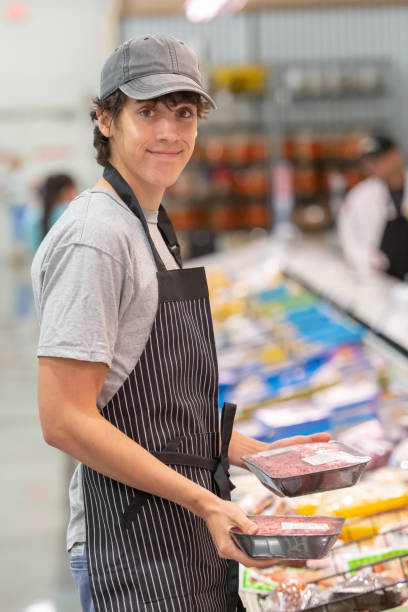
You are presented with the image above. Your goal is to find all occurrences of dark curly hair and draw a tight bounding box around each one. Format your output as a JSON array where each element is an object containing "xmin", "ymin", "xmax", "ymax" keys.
[
  {"xmin": 90, "ymin": 90, "xmax": 210, "ymax": 166},
  {"xmin": 40, "ymin": 173, "xmax": 76, "ymax": 238}
]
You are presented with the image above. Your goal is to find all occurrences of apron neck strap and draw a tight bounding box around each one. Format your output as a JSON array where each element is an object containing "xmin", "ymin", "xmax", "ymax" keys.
[
  {"xmin": 388, "ymin": 184, "xmax": 405, "ymax": 217},
  {"xmin": 158, "ymin": 205, "xmax": 183, "ymax": 269},
  {"xmin": 103, "ymin": 162, "xmax": 166, "ymax": 272}
]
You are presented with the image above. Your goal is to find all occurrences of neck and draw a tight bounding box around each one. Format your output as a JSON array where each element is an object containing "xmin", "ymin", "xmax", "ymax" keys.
[
  {"xmin": 94, "ymin": 160, "xmax": 164, "ymax": 211},
  {"xmin": 387, "ymin": 175, "xmax": 405, "ymax": 191}
]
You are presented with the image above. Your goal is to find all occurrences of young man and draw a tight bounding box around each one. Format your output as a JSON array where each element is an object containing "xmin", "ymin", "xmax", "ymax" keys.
[
  {"xmin": 32, "ymin": 35, "xmax": 329, "ymax": 611},
  {"xmin": 338, "ymin": 135, "xmax": 408, "ymax": 280}
]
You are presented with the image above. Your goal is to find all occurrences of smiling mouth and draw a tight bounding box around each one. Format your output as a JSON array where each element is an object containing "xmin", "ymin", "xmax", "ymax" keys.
[{"xmin": 147, "ymin": 150, "xmax": 182, "ymax": 156}]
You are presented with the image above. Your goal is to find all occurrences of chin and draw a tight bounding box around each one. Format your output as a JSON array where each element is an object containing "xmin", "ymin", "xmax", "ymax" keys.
[{"xmin": 156, "ymin": 174, "xmax": 183, "ymax": 189}]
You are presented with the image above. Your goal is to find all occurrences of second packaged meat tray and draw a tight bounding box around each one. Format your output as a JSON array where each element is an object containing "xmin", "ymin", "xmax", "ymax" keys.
[
  {"xmin": 230, "ymin": 515, "xmax": 345, "ymax": 559},
  {"xmin": 242, "ymin": 441, "xmax": 370, "ymax": 497}
]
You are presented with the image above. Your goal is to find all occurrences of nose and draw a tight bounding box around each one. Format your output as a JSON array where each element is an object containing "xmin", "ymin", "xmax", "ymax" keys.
[{"xmin": 155, "ymin": 115, "xmax": 179, "ymax": 142}]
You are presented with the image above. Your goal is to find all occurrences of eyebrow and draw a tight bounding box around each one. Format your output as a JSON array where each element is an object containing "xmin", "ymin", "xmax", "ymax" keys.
[
  {"xmin": 134, "ymin": 100, "xmax": 155, "ymax": 106},
  {"xmin": 134, "ymin": 100, "xmax": 196, "ymax": 108}
]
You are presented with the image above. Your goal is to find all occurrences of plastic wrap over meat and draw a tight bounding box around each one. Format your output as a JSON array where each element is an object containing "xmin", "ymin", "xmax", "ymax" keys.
[
  {"xmin": 391, "ymin": 438, "xmax": 408, "ymax": 470},
  {"xmin": 258, "ymin": 582, "xmax": 326, "ymax": 611},
  {"xmin": 246, "ymin": 442, "xmax": 369, "ymax": 478},
  {"xmin": 338, "ymin": 419, "xmax": 393, "ymax": 470},
  {"xmin": 326, "ymin": 567, "xmax": 408, "ymax": 610},
  {"xmin": 243, "ymin": 441, "xmax": 370, "ymax": 497},
  {"xmin": 256, "ymin": 565, "xmax": 408, "ymax": 612},
  {"xmin": 330, "ymin": 566, "xmax": 396, "ymax": 592}
]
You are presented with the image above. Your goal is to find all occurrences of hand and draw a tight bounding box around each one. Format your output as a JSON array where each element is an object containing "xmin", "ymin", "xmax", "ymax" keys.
[
  {"xmin": 203, "ymin": 497, "xmax": 281, "ymax": 569},
  {"xmin": 266, "ymin": 432, "xmax": 331, "ymax": 451},
  {"xmin": 230, "ymin": 430, "xmax": 331, "ymax": 469}
]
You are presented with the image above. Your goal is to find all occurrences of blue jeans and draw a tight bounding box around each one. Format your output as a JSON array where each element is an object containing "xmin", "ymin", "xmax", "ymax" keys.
[{"xmin": 69, "ymin": 543, "xmax": 95, "ymax": 612}]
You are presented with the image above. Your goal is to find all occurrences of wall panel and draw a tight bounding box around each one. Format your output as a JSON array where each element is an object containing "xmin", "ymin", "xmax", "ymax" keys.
[{"xmin": 122, "ymin": 6, "xmax": 408, "ymax": 146}]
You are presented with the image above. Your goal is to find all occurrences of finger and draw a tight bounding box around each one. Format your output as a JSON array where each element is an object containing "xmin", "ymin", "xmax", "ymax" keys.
[
  {"xmin": 247, "ymin": 558, "xmax": 283, "ymax": 569},
  {"xmin": 268, "ymin": 435, "xmax": 308, "ymax": 448},
  {"xmin": 232, "ymin": 513, "xmax": 259, "ymax": 535},
  {"xmin": 227, "ymin": 503, "xmax": 261, "ymax": 535},
  {"xmin": 225, "ymin": 539, "xmax": 280, "ymax": 567},
  {"xmin": 270, "ymin": 433, "xmax": 330, "ymax": 449},
  {"xmin": 231, "ymin": 548, "xmax": 282, "ymax": 568},
  {"xmin": 309, "ymin": 432, "xmax": 331, "ymax": 442}
]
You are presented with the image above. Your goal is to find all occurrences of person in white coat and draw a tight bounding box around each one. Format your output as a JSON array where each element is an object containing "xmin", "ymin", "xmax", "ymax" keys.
[{"xmin": 338, "ymin": 135, "xmax": 408, "ymax": 280}]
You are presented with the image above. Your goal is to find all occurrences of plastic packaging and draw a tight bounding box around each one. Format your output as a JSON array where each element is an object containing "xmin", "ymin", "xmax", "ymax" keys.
[
  {"xmin": 323, "ymin": 567, "xmax": 408, "ymax": 612},
  {"xmin": 259, "ymin": 582, "xmax": 325, "ymax": 612},
  {"xmin": 338, "ymin": 419, "xmax": 393, "ymax": 470},
  {"xmin": 231, "ymin": 515, "xmax": 344, "ymax": 559},
  {"xmin": 292, "ymin": 469, "xmax": 408, "ymax": 541},
  {"xmin": 243, "ymin": 441, "xmax": 370, "ymax": 497}
]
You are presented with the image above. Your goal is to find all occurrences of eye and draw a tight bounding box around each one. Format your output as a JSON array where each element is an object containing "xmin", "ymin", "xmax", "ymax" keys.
[
  {"xmin": 139, "ymin": 107, "xmax": 155, "ymax": 118},
  {"xmin": 177, "ymin": 106, "xmax": 196, "ymax": 119}
]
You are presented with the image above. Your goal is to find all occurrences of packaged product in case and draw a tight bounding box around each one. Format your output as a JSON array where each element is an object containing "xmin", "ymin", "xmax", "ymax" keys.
[
  {"xmin": 231, "ymin": 514, "xmax": 345, "ymax": 559},
  {"xmin": 243, "ymin": 441, "xmax": 370, "ymax": 497}
]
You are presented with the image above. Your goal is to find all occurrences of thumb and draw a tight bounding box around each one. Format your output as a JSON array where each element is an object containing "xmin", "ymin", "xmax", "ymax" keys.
[
  {"xmin": 235, "ymin": 514, "xmax": 259, "ymax": 535},
  {"xmin": 310, "ymin": 432, "xmax": 331, "ymax": 442}
]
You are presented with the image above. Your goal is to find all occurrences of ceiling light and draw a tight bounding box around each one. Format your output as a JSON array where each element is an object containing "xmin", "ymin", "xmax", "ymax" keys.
[
  {"xmin": 185, "ymin": 0, "xmax": 248, "ymax": 23},
  {"xmin": 23, "ymin": 601, "xmax": 56, "ymax": 612},
  {"xmin": 4, "ymin": 2, "xmax": 27, "ymax": 21}
]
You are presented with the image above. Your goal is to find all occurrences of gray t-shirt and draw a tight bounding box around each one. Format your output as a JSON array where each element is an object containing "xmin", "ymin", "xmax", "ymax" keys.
[{"xmin": 31, "ymin": 187, "xmax": 179, "ymax": 550}]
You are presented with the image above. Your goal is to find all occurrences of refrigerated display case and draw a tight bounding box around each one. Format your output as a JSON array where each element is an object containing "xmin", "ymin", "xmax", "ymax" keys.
[{"xmin": 189, "ymin": 233, "xmax": 408, "ymax": 612}]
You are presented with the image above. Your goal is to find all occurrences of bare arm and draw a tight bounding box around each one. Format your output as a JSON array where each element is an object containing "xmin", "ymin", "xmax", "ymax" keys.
[
  {"xmin": 39, "ymin": 356, "xmax": 214, "ymax": 512},
  {"xmin": 38, "ymin": 356, "xmax": 276, "ymax": 568}
]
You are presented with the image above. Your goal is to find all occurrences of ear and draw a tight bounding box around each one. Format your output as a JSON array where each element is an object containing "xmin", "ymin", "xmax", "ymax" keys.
[{"xmin": 97, "ymin": 110, "xmax": 113, "ymax": 138}]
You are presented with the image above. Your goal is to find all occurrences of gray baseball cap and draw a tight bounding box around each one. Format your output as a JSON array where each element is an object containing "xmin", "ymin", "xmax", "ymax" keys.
[{"xmin": 100, "ymin": 34, "xmax": 216, "ymax": 108}]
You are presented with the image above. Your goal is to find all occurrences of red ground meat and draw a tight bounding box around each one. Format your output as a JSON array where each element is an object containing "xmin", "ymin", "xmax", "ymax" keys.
[
  {"xmin": 234, "ymin": 515, "xmax": 341, "ymax": 536},
  {"xmin": 247, "ymin": 442, "xmax": 368, "ymax": 478}
]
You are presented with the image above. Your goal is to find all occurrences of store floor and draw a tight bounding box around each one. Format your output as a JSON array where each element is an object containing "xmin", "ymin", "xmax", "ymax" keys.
[{"xmin": 0, "ymin": 208, "xmax": 79, "ymax": 611}]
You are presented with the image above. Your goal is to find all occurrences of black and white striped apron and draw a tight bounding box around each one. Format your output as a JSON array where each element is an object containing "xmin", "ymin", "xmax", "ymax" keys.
[{"xmin": 82, "ymin": 163, "xmax": 245, "ymax": 612}]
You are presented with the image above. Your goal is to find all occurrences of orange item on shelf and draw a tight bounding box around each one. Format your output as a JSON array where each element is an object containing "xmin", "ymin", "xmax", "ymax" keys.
[
  {"xmin": 282, "ymin": 138, "xmax": 296, "ymax": 161},
  {"xmin": 320, "ymin": 170, "xmax": 332, "ymax": 192},
  {"xmin": 338, "ymin": 134, "xmax": 365, "ymax": 160},
  {"xmin": 344, "ymin": 168, "xmax": 364, "ymax": 190},
  {"xmin": 296, "ymin": 491, "xmax": 408, "ymax": 522},
  {"xmin": 210, "ymin": 166, "xmax": 234, "ymax": 195},
  {"xmin": 204, "ymin": 139, "xmax": 229, "ymax": 162},
  {"xmin": 191, "ymin": 142, "xmax": 206, "ymax": 162},
  {"xmin": 245, "ymin": 202, "xmax": 268, "ymax": 228},
  {"xmin": 211, "ymin": 202, "xmax": 241, "ymax": 231},
  {"xmin": 228, "ymin": 137, "xmax": 253, "ymax": 164},
  {"xmin": 293, "ymin": 167, "xmax": 319, "ymax": 195},
  {"xmin": 293, "ymin": 476, "xmax": 408, "ymax": 542},
  {"xmin": 341, "ymin": 510, "xmax": 408, "ymax": 543},
  {"xmin": 170, "ymin": 206, "xmax": 209, "ymax": 232},
  {"xmin": 170, "ymin": 210, "xmax": 195, "ymax": 232},
  {"xmin": 321, "ymin": 136, "xmax": 339, "ymax": 160},
  {"xmin": 295, "ymin": 137, "xmax": 324, "ymax": 161},
  {"xmin": 233, "ymin": 169, "xmax": 268, "ymax": 196},
  {"xmin": 248, "ymin": 139, "xmax": 269, "ymax": 161}
]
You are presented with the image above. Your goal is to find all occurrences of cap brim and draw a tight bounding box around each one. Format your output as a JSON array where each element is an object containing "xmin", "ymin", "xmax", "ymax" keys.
[{"xmin": 119, "ymin": 73, "xmax": 216, "ymax": 109}]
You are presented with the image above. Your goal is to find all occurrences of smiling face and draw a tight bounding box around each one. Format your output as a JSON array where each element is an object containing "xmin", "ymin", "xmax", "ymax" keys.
[{"xmin": 98, "ymin": 95, "xmax": 198, "ymax": 201}]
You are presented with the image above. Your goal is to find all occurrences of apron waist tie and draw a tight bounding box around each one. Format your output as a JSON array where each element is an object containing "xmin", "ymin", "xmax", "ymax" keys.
[{"xmin": 122, "ymin": 402, "xmax": 245, "ymax": 612}]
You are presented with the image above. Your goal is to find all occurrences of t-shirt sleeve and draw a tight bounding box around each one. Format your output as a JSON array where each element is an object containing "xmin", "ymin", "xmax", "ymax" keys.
[{"xmin": 36, "ymin": 243, "xmax": 133, "ymax": 366}]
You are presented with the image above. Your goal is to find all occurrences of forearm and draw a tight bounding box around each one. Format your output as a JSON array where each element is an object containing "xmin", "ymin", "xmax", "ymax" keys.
[
  {"xmin": 49, "ymin": 405, "xmax": 217, "ymax": 519},
  {"xmin": 228, "ymin": 431, "xmax": 268, "ymax": 469}
]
